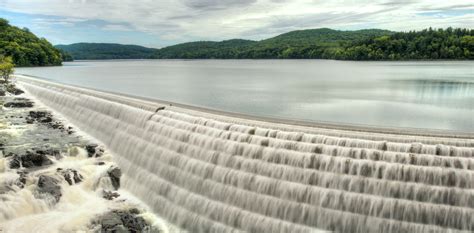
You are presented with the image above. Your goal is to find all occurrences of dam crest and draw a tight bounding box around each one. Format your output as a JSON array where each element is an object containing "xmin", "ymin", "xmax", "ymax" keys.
[{"xmin": 17, "ymin": 75, "xmax": 474, "ymax": 233}]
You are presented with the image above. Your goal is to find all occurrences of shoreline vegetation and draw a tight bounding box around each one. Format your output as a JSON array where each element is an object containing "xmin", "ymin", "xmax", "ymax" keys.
[
  {"xmin": 57, "ymin": 27, "xmax": 473, "ymax": 61},
  {"xmin": 1, "ymin": 16, "xmax": 473, "ymax": 67},
  {"xmin": 0, "ymin": 19, "xmax": 65, "ymax": 67}
]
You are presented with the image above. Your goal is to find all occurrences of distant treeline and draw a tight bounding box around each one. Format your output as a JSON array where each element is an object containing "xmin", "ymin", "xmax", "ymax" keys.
[
  {"xmin": 58, "ymin": 27, "xmax": 473, "ymax": 61},
  {"xmin": 155, "ymin": 28, "xmax": 473, "ymax": 60},
  {"xmin": 155, "ymin": 29, "xmax": 391, "ymax": 59},
  {"xmin": 55, "ymin": 43, "xmax": 158, "ymax": 60},
  {"xmin": 0, "ymin": 18, "xmax": 69, "ymax": 66},
  {"xmin": 335, "ymin": 28, "xmax": 473, "ymax": 60}
]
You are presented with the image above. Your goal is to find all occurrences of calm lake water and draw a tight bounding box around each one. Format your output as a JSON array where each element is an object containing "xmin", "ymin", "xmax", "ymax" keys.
[{"xmin": 16, "ymin": 60, "xmax": 474, "ymax": 133}]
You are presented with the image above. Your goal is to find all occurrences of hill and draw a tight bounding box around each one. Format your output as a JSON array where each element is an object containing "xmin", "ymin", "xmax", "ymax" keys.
[
  {"xmin": 55, "ymin": 43, "xmax": 159, "ymax": 60},
  {"xmin": 334, "ymin": 28, "xmax": 473, "ymax": 60},
  {"xmin": 156, "ymin": 39, "xmax": 256, "ymax": 59},
  {"xmin": 56, "ymin": 29, "xmax": 391, "ymax": 60},
  {"xmin": 0, "ymin": 18, "xmax": 63, "ymax": 66},
  {"xmin": 56, "ymin": 27, "xmax": 473, "ymax": 60},
  {"xmin": 155, "ymin": 29, "xmax": 392, "ymax": 59}
]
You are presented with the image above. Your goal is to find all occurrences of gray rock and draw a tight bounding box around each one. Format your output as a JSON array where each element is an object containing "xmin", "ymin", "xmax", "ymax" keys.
[
  {"xmin": 9, "ymin": 151, "xmax": 53, "ymax": 169},
  {"xmin": 4, "ymin": 101, "xmax": 33, "ymax": 108},
  {"xmin": 6, "ymin": 84, "xmax": 24, "ymax": 95},
  {"xmin": 4, "ymin": 98, "xmax": 33, "ymax": 108},
  {"xmin": 37, "ymin": 175, "xmax": 62, "ymax": 202},
  {"xmin": 95, "ymin": 208, "xmax": 148, "ymax": 233},
  {"xmin": 100, "ymin": 213, "xmax": 125, "ymax": 232},
  {"xmin": 85, "ymin": 144, "xmax": 103, "ymax": 157},
  {"xmin": 85, "ymin": 144, "xmax": 97, "ymax": 157},
  {"xmin": 117, "ymin": 209, "xmax": 147, "ymax": 232},
  {"xmin": 16, "ymin": 171, "xmax": 28, "ymax": 188},
  {"xmin": 107, "ymin": 166, "xmax": 121, "ymax": 190},
  {"xmin": 102, "ymin": 190, "xmax": 120, "ymax": 200},
  {"xmin": 57, "ymin": 168, "xmax": 83, "ymax": 185}
]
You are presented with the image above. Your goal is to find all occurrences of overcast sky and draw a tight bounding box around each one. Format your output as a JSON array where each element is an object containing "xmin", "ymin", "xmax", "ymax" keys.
[{"xmin": 0, "ymin": 0, "xmax": 472, "ymax": 48}]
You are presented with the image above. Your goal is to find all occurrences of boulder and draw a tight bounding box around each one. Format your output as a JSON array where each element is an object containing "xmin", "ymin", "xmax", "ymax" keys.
[
  {"xmin": 103, "ymin": 190, "xmax": 120, "ymax": 200},
  {"xmin": 16, "ymin": 171, "xmax": 28, "ymax": 188},
  {"xmin": 4, "ymin": 101, "xmax": 33, "ymax": 108},
  {"xmin": 49, "ymin": 121, "xmax": 64, "ymax": 130},
  {"xmin": 26, "ymin": 111, "xmax": 56, "ymax": 125},
  {"xmin": 6, "ymin": 84, "xmax": 24, "ymax": 95},
  {"xmin": 9, "ymin": 151, "xmax": 53, "ymax": 169},
  {"xmin": 100, "ymin": 214, "xmax": 127, "ymax": 233},
  {"xmin": 67, "ymin": 126, "xmax": 74, "ymax": 134},
  {"xmin": 85, "ymin": 144, "xmax": 98, "ymax": 157},
  {"xmin": 107, "ymin": 166, "xmax": 121, "ymax": 190},
  {"xmin": 95, "ymin": 209, "xmax": 148, "ymax": 233},
  {"xmin": 35, "ymin": 148, "xmax": 60, "ymax": 157},
  {"xmin": 57, "ymin": 168, "xmax": 83, "ymax": 185},
  {"xmin": 37, "ymin": 175, "xmax": 62, "ymax": 202},
  {"xmin": 117, "ymin": 209, "xmax": 147, "ymax": 232}
]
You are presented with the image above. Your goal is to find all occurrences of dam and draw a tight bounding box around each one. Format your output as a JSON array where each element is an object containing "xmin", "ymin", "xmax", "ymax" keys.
[{"xmin": 15, "ymin": 75, "xmax": 474, "ymax": 232}]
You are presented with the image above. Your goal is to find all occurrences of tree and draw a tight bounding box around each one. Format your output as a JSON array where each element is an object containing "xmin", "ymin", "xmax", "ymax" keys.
[
  {"xmin": 0, "ymin": 17, "xmax": 63, "ymax": 66},
  {"xmin": 0, "ymin": 56, "xmax": 14, "ymax": 82}
]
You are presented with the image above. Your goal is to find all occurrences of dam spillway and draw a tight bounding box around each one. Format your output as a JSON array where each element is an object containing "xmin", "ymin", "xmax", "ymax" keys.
[{"xmin": 17, "ymin": 76, "xmax": 474, "ymax": 233}]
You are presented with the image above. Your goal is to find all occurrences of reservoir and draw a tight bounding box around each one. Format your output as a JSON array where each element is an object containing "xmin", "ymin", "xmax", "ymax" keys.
[{"xmin": 16, "ymin": 60, "xmax": 474, "ymax": 132}]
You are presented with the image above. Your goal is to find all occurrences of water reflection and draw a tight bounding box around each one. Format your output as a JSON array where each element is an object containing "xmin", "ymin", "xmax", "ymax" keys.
[
  {"xmin": 16, "ymin": 60, "xmax": 474, "ymax": 132},
  {"xmin": 392, "ymin": 79, "xmax": 474, "ymax": 109}
]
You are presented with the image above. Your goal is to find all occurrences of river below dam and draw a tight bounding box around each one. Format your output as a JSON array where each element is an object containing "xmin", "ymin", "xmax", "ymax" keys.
[{"xmin": 16, "ymin": 60, "xmax": 474, "ymax": 133}]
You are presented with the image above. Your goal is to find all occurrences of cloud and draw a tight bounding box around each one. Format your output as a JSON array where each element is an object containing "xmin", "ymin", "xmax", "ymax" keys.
[
  {"xmin": 0, "ymin": 0, "xmax": 472, "ymax": 47},
  {"xmin": 417, "ymin": 3, "xmax": 474, "ymax": 11},
  {"xmin": 102, "ymin": 24, "xmax": 132, "ymax": 31},
  {"xmin": 183, "ymin": 0, "xmax": 257, "ymax": 10}
]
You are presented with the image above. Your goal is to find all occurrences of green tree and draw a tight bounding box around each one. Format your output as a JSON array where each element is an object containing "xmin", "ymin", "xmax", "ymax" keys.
[
  {"xmin": 0, "ymin": 18, "xmax": 63, "ymax": 66},
  {"xmin": 0, "ymin": 56, "xmax": 14, "ymax": 82}
]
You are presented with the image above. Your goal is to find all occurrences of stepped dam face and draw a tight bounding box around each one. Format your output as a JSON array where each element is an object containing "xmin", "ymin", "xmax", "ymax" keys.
[{"xmin": 17, "ymin": 76, "xmax": 474, "ymax": 233}]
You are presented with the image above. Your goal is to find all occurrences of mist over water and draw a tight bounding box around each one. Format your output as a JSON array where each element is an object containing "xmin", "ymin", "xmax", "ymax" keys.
[{"xmin": 16, "ymin": 60, "xmax": 474, "ymax": 132}]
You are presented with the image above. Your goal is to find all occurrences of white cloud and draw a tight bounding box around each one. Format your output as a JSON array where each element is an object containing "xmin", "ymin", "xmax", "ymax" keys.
[
  {"xmin": 102, "ymin": 24, "xmax": 132, "ymax": 31},
  {"xmin": 0, "ymin": 0, "xmax": 472, "ymax": 45}
]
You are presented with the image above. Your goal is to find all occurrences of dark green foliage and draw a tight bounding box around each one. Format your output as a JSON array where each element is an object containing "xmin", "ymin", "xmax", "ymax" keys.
[
  {"xmin": 55, "ymin": 43, "xmax": 159, "ymax": 60},
  {"xmin": 54, "ymin": 27, "xmax": 473, "ymax": 61},
  {"xmin": 335, "ymin": 27, "xmax": 473, "ymax": 60},
  {"xmin": 0, "ymin": 55, "xmax": 14, "ymax": 81},
  {"xmin": 0, "ymin": 18, "xmax": 63, "ymax": 66},
  {"xmin": 58, "ymin": 49, "xmax": 74, "ymax": 62},
  {"xmin": 156, "ymin": 39, "xmax": 256, "ymax": 59},
  {"xmin": 155, "ymin": 29, "xmax": 392, "ymax": 59},
  {"xmin": 53, "ymin": 29, "xmax": 392, "ymax": 60}
]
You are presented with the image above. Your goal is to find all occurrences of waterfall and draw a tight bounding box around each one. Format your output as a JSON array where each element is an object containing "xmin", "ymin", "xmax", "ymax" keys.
[{"xmin": 18, "ymin": 76, "xmax": 474, "ymax": 233}]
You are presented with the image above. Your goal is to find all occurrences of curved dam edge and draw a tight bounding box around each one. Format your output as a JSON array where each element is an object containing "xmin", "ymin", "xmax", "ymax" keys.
[
  {"xmin": 14, "ymin": 75, "xmax": 474, "ymax": 143},
  {"xmin": 12, "ymin": 74, "xmax": 474, "ymax": 233}
]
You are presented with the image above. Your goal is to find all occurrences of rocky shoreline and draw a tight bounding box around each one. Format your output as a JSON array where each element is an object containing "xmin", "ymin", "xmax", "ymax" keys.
[{"xmin": 0, "ymin": 80, "xmax": 165, "ymax": 232}]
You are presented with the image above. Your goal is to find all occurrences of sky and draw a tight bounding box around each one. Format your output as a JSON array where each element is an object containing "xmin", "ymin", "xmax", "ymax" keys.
[{"xmin": 0, "ymin": 0, "xmax": 473, "ymax": 48}]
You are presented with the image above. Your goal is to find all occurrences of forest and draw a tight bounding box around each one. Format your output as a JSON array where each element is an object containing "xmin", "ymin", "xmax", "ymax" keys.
[
  {"xmin": 154, "ymin": 28, "xmax": 473, "ymax": 60},
  {"xmin": 334, "ymin": 28, "xmax": 473, "ymax": 60},
  {"xmin": 55, "ymin": 43, "xmax": 157, "ymax": 60},
  {"xmin": 155, "ymin": 28, "xmax": 392, "ymax": 59},
  {"xmin": 0, "ymin": 18, "xmax": 67, "ymax": 66},
  {"xmin": 58, "ymin": 28, "xmax": 473, "ymax": 60}
]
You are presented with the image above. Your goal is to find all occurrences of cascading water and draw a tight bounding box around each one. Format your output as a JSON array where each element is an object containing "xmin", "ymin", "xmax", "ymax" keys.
[{"xmin": 17, "ymin": 76, "xmax": 474, "ymax": 233}]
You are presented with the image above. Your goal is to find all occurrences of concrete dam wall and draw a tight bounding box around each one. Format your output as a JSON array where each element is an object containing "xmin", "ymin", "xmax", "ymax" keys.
[{"xmin": 17, "ymin": 76, "xmax": 474, "ymax": 233}]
